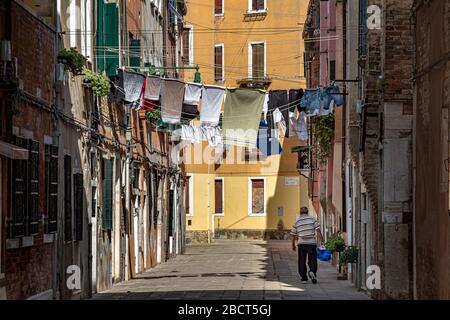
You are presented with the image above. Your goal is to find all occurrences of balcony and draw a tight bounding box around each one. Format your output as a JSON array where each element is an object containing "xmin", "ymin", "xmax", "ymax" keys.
[{"xmin": 237, "ymin": 77, "xmax": 272, "ymax": 89}]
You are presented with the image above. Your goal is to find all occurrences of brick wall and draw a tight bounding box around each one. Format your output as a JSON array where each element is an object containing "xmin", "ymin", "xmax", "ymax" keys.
[{"xmin": 2, "ymin": 1, "xmax": 56, "ymax": 300}]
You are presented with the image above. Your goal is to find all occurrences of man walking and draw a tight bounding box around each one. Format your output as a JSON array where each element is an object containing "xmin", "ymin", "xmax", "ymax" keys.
[{"xmin": 291, "ymin": 207, "xmax": 324, "ymax": 284}]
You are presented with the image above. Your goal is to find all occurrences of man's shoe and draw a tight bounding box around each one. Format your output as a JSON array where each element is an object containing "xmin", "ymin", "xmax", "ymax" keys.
[
  {"xmin": 301, "ymin": 277, "xmax": 308, "ymax": 284},
  {"xmin": 309, "ymin": 271, "xmax": 318, "ymax": 284}
]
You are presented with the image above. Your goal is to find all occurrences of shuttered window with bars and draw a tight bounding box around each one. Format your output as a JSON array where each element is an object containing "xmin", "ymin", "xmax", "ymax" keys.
[
  {"xmin": 64, "ymin": 155, "xmax": 72, "ymax": 242},
  {"xmin": 73, "ymin": 173, "xmax": 84, "ymax": 241},
  {"xmin": 96, "ymin": 0, "xmax": 119, "ymax": 77},
  {"xmin": 28, "ymin": 140, "xmax": 39, "ymax": 236},
  {"xmin": 9, "ymin": 136, "xmax": 40, "ymax": 238},
  {"xmin": 102, "ymin": 159, "xmax": 113, "ymax": 230},
  {"xmin": 214, "ymin": 179, "xmax": 223, "ymax": 215},
  {"xmin": 45, "ymin": 145, "xmax": 59, "ymax": 234},
  {"xmin": 251, "ymin": 43, "xmax": 265, "ymax": 80},
  {"xmin": 10, "ymin": 136, "xmax": 29, "ymax": 238},
  {"xmin": 214, "ymin": 44, "xmax": 224, "ymax": 82}
]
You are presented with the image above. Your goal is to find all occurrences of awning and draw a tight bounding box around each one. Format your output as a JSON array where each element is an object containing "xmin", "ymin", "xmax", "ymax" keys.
[{"xmin": 0, "ymin": 140, "xmax": 29, "ymax": 160}]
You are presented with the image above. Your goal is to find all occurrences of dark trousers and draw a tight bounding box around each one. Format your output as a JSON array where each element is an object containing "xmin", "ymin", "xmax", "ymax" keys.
[{"xmin": 297, "ymin": 244, "xmax": 318, "ymax": 280}]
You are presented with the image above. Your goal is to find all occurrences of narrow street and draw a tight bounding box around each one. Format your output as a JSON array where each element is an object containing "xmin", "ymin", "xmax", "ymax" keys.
[{"xmin": 93, "ymin": 241, "xmax": 369, "ymax": 300}]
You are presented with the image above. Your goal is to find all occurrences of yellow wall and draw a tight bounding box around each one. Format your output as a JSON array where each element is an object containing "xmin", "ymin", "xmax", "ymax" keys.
[{"xmin": 184, "ymin": 0, "xmax": 310, "ymax": 234}]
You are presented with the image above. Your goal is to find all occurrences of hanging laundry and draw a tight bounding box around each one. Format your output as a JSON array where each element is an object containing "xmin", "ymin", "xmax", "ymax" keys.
[
  {"xmin": 263, "ymin": 93, "xmax": 269, "ymax": 120},
  {"xmin": 257, "ymin": 121, "xmax": 283, "ymax": 157},
  {"xmin": 200, "ymin": 85, "xmax": 225, "ymax": 126},
  {"xmin": 292, "ymin": 111, "xmax": 309, "ymax": 141},
  {"xmin": 322, "ymin": 84, "xmax": 345, "ymax": 110},
  {"xmin": 184, "ymin": 83, "xmax": 202, "ymax": 106},
  {"xmin": 289, "ymin": 89, "xmax": 304, "ymax": 113},
  {"xmin": 201, "ymin": 126, "xmax": 223, "ymax": 148},
  {"xmin": 182, "ymin": 83, "xmax": 202, "ymax": 120},
  {"xmin": 181, "ymin": 124, "xmax": 196, "ymax": 143},
  {"xmin": 122, "ymin": 70, "xmax": 146, "ymax": 104},
  {"xmin": 272, "ymin": 108, "xmax": 286, "ymax": 140},
  {"xmin": 300, "ymin": 88, "xmax": 321, "ymax": 116},
  {"xmin": 222, "ymin": 88, "xmax": 265, "ymax": 148},
  {"xmin": 160, "ymin": 78, "xmax": 185, "ymax": 124},
  {"xmin": 142, "ymin": 76, "xmax": 162, "ymax": 110},
  {"xmin": 268, "ymin": 90, "xmax": 289, "ymax": 138}
]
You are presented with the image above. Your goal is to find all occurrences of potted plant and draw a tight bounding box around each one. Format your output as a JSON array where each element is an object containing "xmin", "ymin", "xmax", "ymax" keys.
[
  {"xmin": 325, "ymin": 234, "xmax": 346, "ymax": 253},
  {"xmin": 57, "ymin": 48, "xmax": 86, "ymax": 76},
  {"xmin": 82, "ymin": 68, "xmax": 111, "ymax": 97},
  {"xmin": 339, "ymin": 246, "xmax": 359, "ymax": 265}
]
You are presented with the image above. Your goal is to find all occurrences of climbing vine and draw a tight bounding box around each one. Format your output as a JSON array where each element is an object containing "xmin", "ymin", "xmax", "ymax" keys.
[{"xmin": 310, "ymin": 113, "xmax": 335, "ymax": 164}]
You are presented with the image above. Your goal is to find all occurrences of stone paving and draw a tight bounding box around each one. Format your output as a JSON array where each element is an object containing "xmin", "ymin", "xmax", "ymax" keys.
[{"xmin": 93, "ymin": 240, "xmax": 370, "ymax": 300}]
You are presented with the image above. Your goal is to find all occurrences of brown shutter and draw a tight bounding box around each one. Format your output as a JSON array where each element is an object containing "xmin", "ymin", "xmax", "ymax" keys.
[
  {"xmin": 215, "ymin": 45, "xmax": 223, "ymax": 82},
  {"xmin": 252, "ymin": 44, "xmax": 264, "ymax": 79},
  {"xmin": 251, "ymin": 179, "xmax": 265, "ymax": 214},
  {"xmin": 215, "ymin": 179, "xmax": 223, "ymax": 214},
  {"xmin": 185, "ymin": 176, "xmax": 190, "ymax": 214},
  {"xmin": 183, "ymin": 28, "xmax": 190, "ymax": 64},
  {"xmin": 215, "ymin": 0, "xmax": 222, "ymax": 14},
  {"xmin": 257, "ymin": 0, "xmax": 265, "ymax": 11}
]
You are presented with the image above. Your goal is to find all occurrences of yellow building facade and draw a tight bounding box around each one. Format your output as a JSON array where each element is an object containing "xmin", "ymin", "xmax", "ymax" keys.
[{"xmin": 183, "ymin": 0, "xmax": 310, "ymax": 242}]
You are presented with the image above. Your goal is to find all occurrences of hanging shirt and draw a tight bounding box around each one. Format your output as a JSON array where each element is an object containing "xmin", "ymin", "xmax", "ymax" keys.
[
  {"xmin": 268, "ymin": 90, "xmax": 289, "ymax": 138},
  {"xmin": 200, "ymin": 85, "xmax": 225, "ymax": 126},
  {"xmin": 263, "ymin": 93, "xmax": 269, "ymax": 120},
  {"xmin": 160, "ymin": 78, "xmax": 185, "ymax": 124},
  {"xmin": 257, "ymin": 121, "xmax": 283, "ymax": 157},
  {"xmin": 289, "ymin": 89, "xmax": 304, "ymax": 113},
  {"xmin": 292, "ymin": 111, "xmax": 309, "ymax": 141}
]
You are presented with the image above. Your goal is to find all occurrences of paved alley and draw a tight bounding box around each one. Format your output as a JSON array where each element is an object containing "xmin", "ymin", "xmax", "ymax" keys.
[{"xmin": 93, "ymin": 241, "xmax": 369, "ymax": 300}]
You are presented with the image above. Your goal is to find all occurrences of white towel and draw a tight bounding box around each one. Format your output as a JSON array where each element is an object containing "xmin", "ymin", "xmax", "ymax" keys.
[
  {"xmin": 200, "ymin": 85, "xmax": 225, "ymax": 126},
  {"xmin": 145, "ymin": 76, "xmax": 162, "ymax": 101},
  {"xmin": 184, "ymin": 83, "xmax": 202, "ymax": 106}
]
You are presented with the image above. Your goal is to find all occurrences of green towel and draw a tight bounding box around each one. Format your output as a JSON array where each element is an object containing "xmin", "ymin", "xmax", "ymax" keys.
[{"xmin": 222, "ymin": 88, "xmax": 266, "ymax": 148}]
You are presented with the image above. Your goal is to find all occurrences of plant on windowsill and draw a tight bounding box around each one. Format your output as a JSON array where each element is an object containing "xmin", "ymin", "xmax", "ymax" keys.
[
  {"xmin": 82, "ymin": 68, "xmax": 111, "ymax": 97},
  {"xmin": 57, "ymin": 48, "xmax": 86, "ymax": 76},
  {"xmin": 145, "ymin": 108, "xmax": 161, "ymax": 124},
  {"xmin": 311, "ymin": 112, "xmax": 335, "ymax": 165}
]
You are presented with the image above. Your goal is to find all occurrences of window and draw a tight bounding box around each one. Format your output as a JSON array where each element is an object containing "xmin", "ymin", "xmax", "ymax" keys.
[
  {"xmin": 96, "ymin": 1, "xmax": 120, "ymax": 77},
  {"xmin": 330, "ymin": 60, "xmax": 336, "ymax": 81},
  {"xmin": 129, "ymin": 38, "xmax": 141, "ymax": 68},
  {"xmin": 45, "ymin": 144, "xmax": 58, "ymax": 234},
  {"xmin": 215, "ymin": 0, "xmax": 224, "ymax": 15},
  {"xmin": 10, "ymin": 136, "xmax": 40, "ymax": 238},
  {"xmin": 214, "ymin": 44, "xmax": 224, "ymax": 82},
  {"xmin": 185, "ymin": 175, "xmax": 193, "ymax": 216},
  {"xmin": 249, "ymin": 42, "xmax": 265, "ymax": 80},
  {"xmin": 73, "ymin": 173, "xmax": 83, "ymax": 241},
  {"xmin": 183, "ymin": 26, "xmax": 194, "ymax": 65},
  {"xmin": 214, "ymin": 178, "xmax": 224, "ymax": 215},
  {"xmin": 64, "ymin": 155, "xmax": 72, "ymax": 242},
  {"xmin": 248, "ymin": 178, "xmax": 266, "ymax": 215},
  {"xmin": 249, "ymin": 0, "xmax": 266, "ymax": 13},
  {"xmin": 102, "ymin": 159, "xmax": 113, "ymax": 230}
]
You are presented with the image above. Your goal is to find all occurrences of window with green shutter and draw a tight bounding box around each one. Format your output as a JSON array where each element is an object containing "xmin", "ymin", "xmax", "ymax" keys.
[
  {"xmin": 102, "ymin": 159, "xmax": 113, "ymax": 230},
  {"xmin": 96, "ymin": 0, "xmax": 119, "ymax": 77},
  {"xmin": 64, "ymin": 155, "xmax": 72, "ymax": 242}
]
